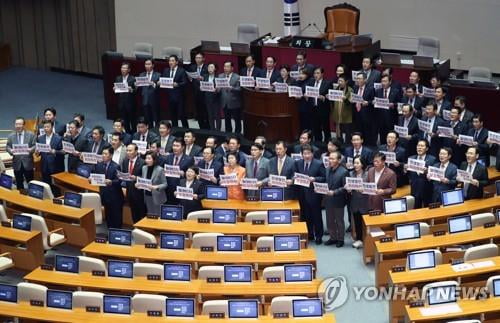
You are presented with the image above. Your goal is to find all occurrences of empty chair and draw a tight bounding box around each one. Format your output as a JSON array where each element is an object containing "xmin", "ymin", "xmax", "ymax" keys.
[
  {"xmin": 245, "ymin": 211, "xmax": 267, "ymax": 223},
  {"xmin": 464, "ymin": 244, "xmax": 499, "ymax": 262},
  {"xmin": 323, "ymin": 3, "xmax": 360, "ymax": 42},
  {"xmin": 256, "ymin": 236, "xmax": 274, "ymax": 251},
  {"xmin": 81, "ymin": 193, "xmax": 103, "ymax": 225},
  {"xmin": 191, "ymin": 233, "xmax": 223, "ymax": 249},
  {"xmin": 404, "ymin": 195, "xmax": 415, "ymax": 210},
  {"xmin": 17, "ymin": 282, "xmax": 47, "ymax": 303},
  {"xmin": 73, "ymin": 291, "xmax": 104, "ymax": 309},
  {"xmin": 0, "ymin": 252, "xmax": 13, "ymax": 272},
  {"xmin": 198, "ymin": 266, "xmax": 224, "ymax": 280},
  {"xmin": 132, "ymin": 42, "xmax": 153, "ymax": 57},
  {"xmin": 78, "ymin": 256, "xmax": 106, "ymax": 273},
  {"xmin": 186, "ymin": 210, "xmax": 212, "ymax": 222},
  {"xmin": 132, "ymin": 294, "xmax": 167, "ymax": 313},
  {"xmin": 237, "ymin": 24, "xmax": 259, "ymax": 43},
  {"xmin": 406, "ymin": 249, "xmax": 443, "ymax": 268},
  {"xmin": 202, "ymin": 300, "xmax": 229, "ymax": 316},
  {"xmin": 161, "ymin": 46, "xmax": 182, "ymax": 60},
  {"xmin": 29, "ymin": 180, "xmax": 54, "ymax": 200},
  {"xmin": 0, "ymin": 205, "xmax": 8, "ymax": 222},
  {"xmin": 133, "ymin": 263, "xmax": 163, "ymax": 278},
  {"xmin": 468, "ymin": 67, "xmax": 492, "ymax": 83},
  {"xmin": 486, "ymin": 275, "xmax": 500, "ymax": 297},
  {"xmin": 471, "ymin": 213, "xmax": 495, "ymax": 227},
  {"xmin": 262, "ymin": 266, "xmax": 284, "ymax": 281},
  {"xmin": 269, "ymin": 296, "xmax": 308, "ymax": 316},
  {"xmin": 422, "ymin": 281, "xmax": 459, "ymax": 305},
  {"xmin": 22, "ymin": 213, "xmax": 66, "ymax": 250},
  {"xmin": 419, "ymin": 222, "xmax": 430, "ymax": 235},
  {"xmin": 132, "ymin": 228, "xmax": 156, "ymax": 245},
  {"xmin": 416, "ymin": 37, "xmax": 440, "ymax": 59}
]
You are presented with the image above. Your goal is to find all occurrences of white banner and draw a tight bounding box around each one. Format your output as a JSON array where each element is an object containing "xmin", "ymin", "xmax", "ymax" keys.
[
  {"xmin": 269, "ymin": 174, "xmax": 287, "ymax": 188},
  {"xmin": 89, "ymin": 173, "xmax": 106, "ymax": 186},
  {"xmin": 294, "ymin": 172, "xmax": 311, "ymax": 187},
  {"xmin": 220, "ymin": 173, "xmax": 239, "ymax": 186},
  {"xmin": 176, "ymin": 186, "xmax": 194, "ymax": 200}
]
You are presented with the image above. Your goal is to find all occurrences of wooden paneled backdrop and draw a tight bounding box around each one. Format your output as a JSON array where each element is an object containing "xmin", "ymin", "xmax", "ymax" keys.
[{"xmin": 0, "ymin": 0, "xmax": 116, "ymax": 74}]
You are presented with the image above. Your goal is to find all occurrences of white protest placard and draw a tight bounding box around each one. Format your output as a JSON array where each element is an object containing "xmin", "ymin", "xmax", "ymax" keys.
[
  {"xmin": 488, "ymin": 131, "xmax": 500, "ymax": 145},
  {"xmin": 62, "ymin": 141, "xmax": 75, "ymax": 154},
  {"xmin": 374, "ymin": 98, "xmax": 390, "ymax": 109},
  {"xmin": 418, "ymin": 119, "xmax": 432, "ymax": 133},
  {"xmin": 95, "ymin": 155, "xmax": 103, "ymax": 163},
  {"xmin": 135, "ymin": 76, "xmax": 150, "ymax": 87},
  {"xmin": 164, "ymin": 164, "xmax": 181, "ymax": 178},
  {"xmin": 407, "ymin": 158, "xmax": 426, "ymax": 174},
  {"xmin": 288, "ymin": 85, "xmax": 303, "ymax": 98},
  {"xmin": 322, "ymin": 156, "xmax": 329, "ymax": 168},
  {"xmin": 186, "ymin": 71, "xmax": 200, "ymax": 79},
  {"xmin": 215, "ymin": 77, "xmax": 231, "ymax": 89},
  {"xmin": 269, "ymin": 175, "xmax": 287, "ymax": 188},
  {"xmin": 350, "ymin": 93, "xmax": 364, "ymax": 104},
  {"xmin": 345, "ymin": 177, "xmax": 363, "ymax": 190},
  {"xmin": 290, "ymin": 153, "xmax": 303, "ymax": 161},
  {"xmin": 394, "ymin": 125, "xmax": 409, "ymax": 137},
  {"xmin": 345, "ymin": 157, "xmax": 354, "ymax": 169},
  {"xmin": 442, "ymin": 109, "xmax": 451, "ymax": 121},
  {"xmin": 113, "ymin": 82, "xmax": 128, "ymax": 93},
  {"xmin": 159, "ymin": 77, "xmax": 174, "ymax": 89},
  {"xmin": 256, "ymin": 77, "xmax": 271, "ymax": 89},
  {"xmin": 117, "ymin": 171, "xmax": 133, "ymax": 181},
  {"xmin": 438, "ymin": 126, "xmax": 454, "ymax": 138},
  {"xmin": 35, "ymin": 143, "xmax": 51, "ymax": 153},
  {"xmin": 428, "ymin": 166, "xmax": 445, "ymax": 181},
  {"xmin": 274, "ymin": 82, "xmax": 288, "ymax": 93},
  {"xmin": 136, "ymin": 177, "xmax": 152, "ymax": 191},
  {"xmin": 176, "ymin": 186, "xmax": 194, "ymax": 200},
  {"xmin": 380, "ymin": 151, "xmax": 396, "ymax": 164},
  {"xmin": 456, "ymin": 169, "xmax": 473, "ymax": 183},
  {"xmin": 240, "ymin": 76, "xmax": 255, "ymax": 87},
  {"xmin": 38, "ymin": 128, "xmax": 45, "ymax": 136},
  {"xmin": 362, "ymin": 182, "xmax": 377, "ymax": 195},
  {"xmin": 305, "ymin": 86, "xmax": 319, "ymax": 98},
  {"xmin": 313, "ymin": 182, "xmax": 329, "ymax": 195},
  {"xmin": 12, "ymin": 144, "xmax": 30, "ymax": 156},
  {"xmin": 132, "ymin": 140, "xmax": 147, "ymax": 154},
  {"xmin": 289, "ymin": 71, "xmax": 300, "ymax": 79},
  {"xmin": 241, "ymin": 178, "xmax": 259, "ymax": 190},
  {"xmin": 89, "ymin": 173, "xmax": 106, "ymax": 186},
  {"xmin": 373, "ymin": 82, "xmax": 382, "ymax": 90},
  {"xmin": 199, "ymin": 168, "xmax": 214, "ymax": 181},
  {"xmin": 193, "ymin": 156, "xmax": 203, "ymax": 165},
  {"xmin": 294, "ymin": 172, "xmax": 311, "ymax": 187},
  {"xmin": 82, "ymin": 152, "xmax": 98, "ymax": 164},
  {"xmin": 327, "ymin": 89, "xmax": 344, "ymax": 102},
  {"xmin": 459, "ymin": 135, "xmax": 475, "ymax": 146},
  {"xmin": 200, "ymin": 81, "xmax": 215, "ymax": 92},
  {"xmin": 422, "ymin": 86, "xmax": 435, "ymax": 98},
  {"xmin": 220, "ymin": 173, "xmax": 239, "ymax": 186},
  {"xmin": 397, "ymin": 103, "xmax": 404, "ymax": 114},
  {"xmin": 351, "ymin": 70, "xmax": 360, "ymax": 80}
]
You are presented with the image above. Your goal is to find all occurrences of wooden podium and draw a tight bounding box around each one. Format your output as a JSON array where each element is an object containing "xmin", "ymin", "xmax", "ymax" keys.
[{"xmin": 242, "ymin": 88, "xmax": 300, "ymax": 142}]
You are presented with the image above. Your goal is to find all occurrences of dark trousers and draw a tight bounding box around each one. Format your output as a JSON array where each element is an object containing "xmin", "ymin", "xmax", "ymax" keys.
[
  {"xmin": 224, "ymin": 108, "xmax": 241, "ymax": 133},
  {"xmin": 170, "ymin": 99, "xmax": 188, "ymax": 128},
  {"xmin": 375, "ymin": 109, "xmax": 396, "ymax": 145},
  {"xmin": 128, "ymin": 191, "xmax": 146, "ymax": 223},
  {"xmin": 206, "ymin": 102, "xmax": 221, "ymax": 131},
  {"xmin": 299, "ymin": 104, "xmax": 312, "ymax": 132},
  {"xmin": 194, "ymin": 90, "xmax": 209, "ymax": 129},
  {"xmin": 353, "ymin": 107, "xmax": 376, "ymax": 146},
  {"xmin": 312, "ymin": 105, "xmax": 331, "ymax": 142},
  {"xmin": 142, "ymin": 103, "xmax": 158, "ymax": 129},
  {"xmin": 14, "ymin": 164, "xmax": 34, "ymax": 189},
  {"xmin": 104, "ymin": 201, "xmax": 123, "ymax": 229},
  {"xmin": 298, "ymin": 192, "xmax": 323, "ymax": 239},
  {"xmin": 120, "ymin": 105, "xmax": 136, "ymax": 134},
  {"xmin": 41, "ymin": 170, "xmax": 61, "ymax": 197},
  {"xmin": 352, "ymin": 210, "xmax": 364, "ymax": 241}
]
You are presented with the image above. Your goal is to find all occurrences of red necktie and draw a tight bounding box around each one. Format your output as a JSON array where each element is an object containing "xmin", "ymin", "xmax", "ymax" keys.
[
  {"xmin": 253, "ymin": 160, "xmax": 258, "ymax": 177},
  {"xmin": 356, "ymin": 87, "xmax": 363, "ymax": 112},
  {"xmin": 128, "ymin": 159, "xmax": 134, "ymax": 174}
]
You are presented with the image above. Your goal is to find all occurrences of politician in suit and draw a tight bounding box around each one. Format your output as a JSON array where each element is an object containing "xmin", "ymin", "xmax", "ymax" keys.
[
  {"xmin": 464, "ymin": 115, "xmax": 489, "ymax": 166},
  {"xmin": 203, "ymin": 63, "xmax": 222, "ymax": 131},
  {"xmin": 85, "ymin": 126, "xmax": 111, "ymax": 158},
  {"xmin": 138, "ymin": 151, "xmax": 168, "ymax": 216},
  {"xmin": 244, "ymin": 143, "xmax": 270, "ymax": 199},
  {"xmin": 164, "ymin": 138, "xmax": 194, "ymax": 203},
  {"xmin": 406, "ymin": 139, "xmax": 436, "ymax": 208},
  {"xmin": 219, "ymin": 62, "xmax": 242, "ymax": 134},
  {"xmin": 132, "ymin": 117, "xmax": 158, "ymax": 147},
  {"xmin": 443, "ymin": 107, "xmax": 468, "ymax": 166},
  {"xmin": 40, "ymin": 108, "xmax": 66, "ymax": 137},
  {"xmin": 63, "ymin": 120, "xmax": 88, "ymax": 173},
  {"xmin": 397, "ymin": 104, "xmax": 420, "ymax": 157},
  {"xmin": 374, "ymin": 75, "xmax": 402, "ymax": 144},
  {"xmin": 36, "ymin": 120, "xmax": 64, "ymax": 187},
  {"xmin": 197, "ymin": 146, "xmax": 223, "ymax": 187},
  {"xmin": 138, "ymin": 59, "xmax": 161, "ymax": 129},
  {"xmin": 269, "ymin": 141, "xmax": 295, "ymax": 200},
  {"xmin": 294, "ymin": 144, "xmax": 326, "ymax": 244},
  {"xmin": 291, "ymin": 51, "xmax": 315, "ymax": 75},
  {"xmin": 401, "ymin": 84, "xmax": 424, "ymax": 117},
  {"xmin": 162, "ymin": 55, "xmax": 188, "ymax": 128},
  {"xmin": 189, "ymin": 52, "xmax": 209, "ymax": 129},
  {"xmin": 157, "ymin": 120, "xmax": 175, "ymax": 154},
  {"xmin": 240, "ymin": 54, "xmax": 263, "ymax": 78},
  {"xmin": 95, "ymin": 147, "xmax": 124, "ymax": 228},
  {"xmin": 307, "ymin": 67, "xmax": 332, "ymax": 142},
  {"xmin": 261, "ymin": 56, "xmax": 280, "ymax": 84},
  {"xmin": 378, "ymin": 131, "xmax": 407, "ymax": 187},
  {"xmin": 114, "ymin": 62, "xmax": 136, "ymax": 133},
  {"xmin": 419, "ymin": 102, "xmax": 447, "ymax": 157},
  {"xmin": 430, "ymin": 147, "xmax": 458, "ymax": 203},
  {"xmin": 176, "ymin": 167, "xmax": 205, "ymax": 218},
  {"xmin": 121, "ymin": 143, "xmax": 146, "ymax": 223},
  {"xmin": 434, "ymin": 87, "xmax": 452, "ymax": 117},
  {"xmin": 459, "ymin": 147, "xmax": 489, "ymax": 200},
  {"xmin": 366, "ymin": 153, "xmax": 397, "ymax": 211},
  {"xmin": 352, "ymin": 72, "xmax": 377, "ymax": 146},
  {"xmin": 344, "ymin": 132, "xmax": 374, "ymax": 167},
  {"xmin": 184, "ymin": 131, "xmax": 202, "ymax": 158},
  {"xmin": 361, "ymin": 57, "xmax": 381, "ymax": 89},
  {"xmin": 6, "ymin": 117, "xmax": 36, "ymax": 189}
]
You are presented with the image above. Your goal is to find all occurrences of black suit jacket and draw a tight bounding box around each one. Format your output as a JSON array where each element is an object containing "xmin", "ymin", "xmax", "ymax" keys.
[
  {"xmin": 378, "ymin": 144, "xmax": 407, "ymax": 186},
  {"xmin": 37, "ymin": 134, "xmax": 64, "ymax": 174},
  {"xmin": 364, "ymin": 69, "xmax": 381, "ymax": 89},
  {"xmin": 185, "ymin": 144, "xmax": 202, "ymax": 158},
  {"xmin": 291, "ymin": 63, "xmax": 315, "ymax": 75},
  {"xmin": 138, "ymin": 71, "xmax": 160, "ymax": 107},
  {"xmin": 95, "ymin": 161, "xmax": 124, "ymax": 205},
  {"xmin": 197, "ymin": 159, "xmax": 223, "ymax": 185},
  {"xmin": 375, "ymin": 86, "xmax": 402, "ymax": 116},
  {"xmin": 408, "ymin": 154, "xmax": 436, "ymax": 201},
  {"xmin": 459, "ymin": 162, "xmax": 488, "ymax": 199},
  {"xmin": 343, "ymin": 146, "xmax": 374, "ymax": 165},
  {"xmin": 132, "ymin": 131, "xmax": 158, "ymax": 146},
  {"xmin": 307, "ymin": 78, "xmax": 332, "ymax": 109},
  {"xmin": 162, "ymin": 66, "xmax": 187, "ymax": 102},
  {"xmin": 269, "ymin": 155, "xmax": 295, "ymax": 200},
  {"xmin": 466, "ymin": 127, "xmax": 490, "ymax": 165},
  {"xmin": 85, "ymin": 140, "xmax": 111, "ymax": 155},
  {"xmin": 294, "ymin": 159, "xmax": 326, "ymax": 202},
  {"xmin": 115, "ymin": 75, "xmax": 136, "ymax": 110},
  {"xmin": 397, "ymin": 115, "xmax": 419, "ymax": 154},
  {"xmin": 121, "ymin": 157, "xmax": 145, "ymax": 200},
  {"xmin": 63, "ymin": 134, "xmax": 88, "ymax": 172},
  {"xmin": 239, "ymin": 66, "xmax": 263, "ymax": 78},
  {"xmin": 418, "ymin": 116, "xmax": 447, "ymax": 157},
  {"xmin": 178, "ymin": 178, "xmax": 205, "ymax": 217},
  {"xmin": 262, "ymin": 69, "xmax": 280, "ymax": 84},
  {"xmin": 352, "ymin": 85, "xmax": 376, "ymax": 112},
  {"xmin": 401, "ymin": 96, "xmax": 425, "ymax": 117},
  {"xmin": 164, "ymin": 153, "xmax": 194, "ymax": 188}
]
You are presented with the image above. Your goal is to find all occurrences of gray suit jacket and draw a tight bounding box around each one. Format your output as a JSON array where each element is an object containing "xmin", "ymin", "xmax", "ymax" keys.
[
  {"xmin": 245, "ymin": 157, "xmax": 270, "ymax": 183},
  {"xmin": 324, "ymin": 166, "xmax": 348, "ymax": 208},
  {"xmin": 140, "ymin": 165, "xmax": 168, "ymax": 205},
  {"xmin": 6, "ymin": 131, "xmax": 36, "ymax": 171},
  {"xmin": 218, "ymin": 73, "xmax": 241, "ymax": 110}
]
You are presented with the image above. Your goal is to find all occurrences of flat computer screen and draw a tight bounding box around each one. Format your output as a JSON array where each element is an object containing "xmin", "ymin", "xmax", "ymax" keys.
[
  {"xmin": 395, "ymin": 223, "xmax": 420, "ymax": 240},
  {"xmin": 47, "ymin": 290, "xmax": 72, "ymax": 310},
  {"xmin": 0, "ymin": 173, "xmax": 13, "ymax": 190},
  {"xmin": 103, "ymin": 295, "xmax": 131, "ymax": 314},
  {"xmin": 55, "ymin": 255, "xmax": 79, "ymax": 273},
  {"xmin": 160, "ymin": 233, "xmax": 185, "ymax": 250},
  {"xmin": 448, "ymin": 215, "xmax": 472, "ymax": 234},
  {"xmin": 224, "ymin": 265, "xmax": 252, "ymax": 283},
  {"xmin": 206, "ymin": 186, "xmax": 228, "ymax": 200},
  {"xmin": 216, "ymin": 236, "xmax": 243, "ymax": 252},
  {"xmin": 228, "ymin": 300, "xmax": 258, "ymax": 318},
  {"xmin": 493, "ymin": 279, "xmax": 500, "ymax": 297},
  {"xmin": 212, "ymin": 209, "xmax": 237, "ymax": 224},
  {"xmin": 0, "ymin": 284, "xmax": 17, "ymax": 303},
  {"xmin": 408, "ymin": 251, "xmax": 436, "ymax": 270},
  {"xmin": 383, "ymin": 198, "xmax": 407, "ymax": 215},
  {"xmin": 160, "ymin": 205, "xmax": 183, "ymax": 221},
  {"xmin": 164, "ymin": 263, "xmax": 191, "ymax": 282},
  {"xmin": 274, "ymin": 235, "xmax": 300, "ymax": 251},
  {"xmin": 107, "ymin": 260, "xmax": 133, "ymax": 279},
  {"xmin": 76, "ymin": 165, "xmax": 91, "ymax": 178},
  {"xmin": 166, "ymin": 298, "xmax": 195, "ymax": 317},
  {"xmin": 260, "ymin": 187, "xmax": 284, "ymax": 202},
  {"xmin": 284, "ymin": 264, "xmax": 313, "ymax": 282},
  {"xmin": 12, "ymin": 214, "xmax": 32, "ymax": 231},
  {"xmin": 441, "ymin": 189, "xmax": 464, "ymax": 207},
  {"xmin": 292, "ymin": 299, "xmax": 323, "ymax": 317},
  {"xmin": 28, "ymin": 183, "xmax": 44, "ymax": 200},
  {"xmin": 427, "ymin": 285, "xmax": 457, "ymax": 306},
  {"xmin": 108, "ymin": 229, "xmax": 132, "ymax": 246},
  {"xmin": 64, "ymin": 192, "xmax": 82, "ymax": 208},
  {"xmin": 267, "ymin": 210, "xmax": 292, "ymax": 224}
]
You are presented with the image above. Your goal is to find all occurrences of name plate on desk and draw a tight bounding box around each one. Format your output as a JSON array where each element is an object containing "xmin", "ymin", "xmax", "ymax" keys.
[
  {"xmin": 267, "ymin": 277, "xmax": 281, "ymax": 283},
  {"xmin": 451, "ymin": 258, "xmax": 464, "ymax": 265},
  {"xmin": 147, "ymin": 310, "xmax": 162, "ymax": 317},
  {"xmin": 209, "ymin": 313, "xmax": 225, "ymax": 319},
  {"xmin": 484, "ymin": 222, "xmax": 496, "ymax": 228},
  {"xmin": 30, "ymin": 300, "xmax": 44, "ymax": 307},
  {"xmin": 369, "ymin": 210, "xmax": 382, "ymax": 216},
  {"xmin": 92, "ymin": 270, "xmax": 105, "ymax": 277},
  {"xmin": 52, "ymin": 198, "xmax": 63, "ymax": 205},
  {"xmin": 147, "ymin": 274, "xmax": 161, "ymax": 281},
  {"xmin": 201, "ymin": 246, "xmax": 214, "ymax": 252},
  {"xmin": 391, "ymin": 265, "xmax": 405, "ymax": 273},
  {"xmin": 257, "ymin": 247, "xmax": 271, "ymax": 253},
  {"xmin": 252, "ymin": 220, "xmax": 265, "ymax": 225},
  {"xmin": 273, "ymin": 313, "xmax": 290, "ymax": 318},
  {"xmin": 146, "ymin": 214, "xmax": 159, "ymax": 219},
  {"xmin": 433, "ymin": 230, "xmax": 446, "ymax": 236},
  {"xmin": 86, "ymin": 306, "xmax": 100, "ymax": 313},
  {"xmin": 145, "ymin": 243, "xmax": 158, "ymax": 249},
  {"xmin": 1, "ymin": 221, "xmax": 11, "ymax": 228},
  {"xmin": 428, "ymin": 202, "xmax": 441, "ymax": 209},
  {"xmin": 95, "ymin": 237, "xmax": 107, "ymax": 243},
  {"xmin": 198, "ymin": 218, "xmax": 210, "ymax": 224},
  {"xmin": 380, "ymin": 237, "xmax": 393, "ymax": 243},
  {"xmin": 41, "ymin": 264, "xmax": 54, "ymax": 271},
  {"xmin": 291, "ymin": 36, "xmax": 323, "ymax": 49},
  {"xmin": 409, "ymin": 300, "xmax": 424, "ymax": 308},
  {"xmin": 484, "ymin": 192, "xmax": 494, "ymax": 199},
  {"xmin": 206, "ymin": 277, "xmax": 221, "ymax": 283}
]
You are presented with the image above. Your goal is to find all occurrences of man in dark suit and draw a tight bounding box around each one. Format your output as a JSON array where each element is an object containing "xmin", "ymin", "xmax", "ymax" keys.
[
  {"xmin": 261, "ymin": 56, "xmax": 280, "ymax": 84},
  {"xmin": 291, "ymin": 51, "xmax": 314, "ymax": 75},
  {"xmin": 406, "ymin": 139, "xmax": 436, "ymax": 208},
  {"xmin": 183, "ymin": 130, "xmax": 202, "ymax": 157},
  {"xmin": 164, "ymin": 138, "xmax": 194, "ymax": 203},
  {"xmin": 408, "ymin": 70, "xmax": 424, "ymax": 95},
  {"xmin": 148, "ymin": 141, "xmax": 168, "ymax": 167},
  {"xmin": 157, "ymin": 120, "xmax": 175, "ymax": 154},
  {"xmin": 240, "ymin": 54, "xmax": 263, "ymax": 78},
  {"xmin": 352, "ymin": 72, "xmax": 377, "ymax": 146},
  {"xmin": 419, "ymin": 102, "xmax": 447, "ymax": 157},
  {"xmin": 434, "ymin": 86, "xmax": 452, "ymax": 117},
  {"xmin": 114, "ymin": 62, "xmax": 136, "ymax": 133},
  {"xmin": 40, "ymin": 107, "xmax": 66, "ymax": 137},
  {"xmin": 36, "ymin": 120, "xmax": 64, "ymax": 189},
  {"xmin": 367, "ymin": 152, "xmax": 397, "ymax": 211},
  {"xmin": 294, "ymin": 144, "xmax": 326, "ymax": 245},
  {"xmin": 459, "ymin": 146, "xmax": 489, "ymax": 200},
  {"xmin": 121, "ymin": 143, "xmax": 146, "ymax": 223},
  {"xmin": 219, "ymin": 61, "xmax": 242, "ymax": 133},
  {"xmin": 188, "ymin": 52, "xmax": 209, "ymax": 129},
  {"xmin": 137, "ymin": 58, "xmax": 160, "ymax": 129},
  {"xmin": 361, "ymin": 57, "xmax": 381, "ymax": 89},
  {"xmin": 85, "ymin": 126, "xmax": 111, "ymax": 155},
  {"xmin": 378, "ymin": 131, "xmax": 407, "ymax": 187},
  {"xmin": 308, "ymin": 67, "xmax": 332, "ymax": 142},
  {"xmin": 401, "ymin": 84, "xmax": 424, "ymax": 117},
  {"xmin": 245, "ymin": 143, "xmax": 270, "ymax": 198},
  {"xmin": 132, "ymin": 117, "xmax": 158, "ymax": 147},
  {"xmin": 226, "ymin": 135, "xmax": 247, "ymax": 167},
  {"xmin": 430, "ymin": 147, "xmax": 458, "ymax": 203},
  {"xmin": 254, "ymin": 136, "xmax": 274, "ymax": 159},
  {"xmin": 206, "ymin": 137, "xmax": 225, "ymax": 164},
  {"xmin": 397, "ymin": 104, "xmax": 419, "ymax": 157},
  {"xmin": 292, "ymin": 130, "xmax": 320, "ymax": 157},
  {"xmin": 444, "ymin": 107, "xmax": 468, "ymax": 166},
  {"xmin": 197, "ymin": 146, "xmax": 223, "ymax": 186},
  {"xmin": 63, "ymin": 120, "xmax": 88, "ymax": 173},
  {"xmin": 463, "ymin": 114, "xmax": 490, "ymax": 166},
  {"xmin": 162, "ymin": 55, "xmax": 188, "ymax": 128},
  {"xmin": 112, "ymin": 118, "xmax": 132, "ymax": 146},
  {"xmin": 269, "ymin": 141, "xmax": 295, "ymax": 200},
  {"xmin": 73, "ymin": 114, "xmax": 92, "ymax": 143},
  {"xmin": 375, "ymin": 74, "xmax": 402, "ymax": 144},
  {"xmin": 344, "ymin": 132, "xmax": 374, "ymax": 167},
  {"xmin": 455, "ymin": 96, "xmax": 473, "ymax": 129},
  {"xmin": 6, "ymin": 117, "xmax": 36, "ymax": 189}
]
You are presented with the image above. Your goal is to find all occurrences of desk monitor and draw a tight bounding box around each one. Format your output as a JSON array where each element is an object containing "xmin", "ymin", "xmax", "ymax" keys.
[
  {"xmin": 448, "ymin": 214, "xmax": 472, "ymax": 234},
  {"xmin": 55, "ymin": 255, "xmax": 79, "ymax": 273},
  {"xmin": 0, "ymin": 173, "xmax": 13, "ymax": 189},
  {"xmin": 217, "ymin": 235, "xmax": 243, "ymax": 252},
  {"xmin": 395, "ymin": 223, "xmax": 420, "ymax": 241},
  {"xmin": 212, "ymin": 209, "xmax": 237, "ymax": 224},
  {"xmin": 284, "ymin": 264, "xmax": 313, "ymax": 282},
  {"xmin": 12, "ymin": 214, "xmax": 32, "ymax": 231},
  {"xmin": 496, "ymin": 180, "xmax": 500, "ymax": 196},
  {"xmin": 441, "ymin": 189, "xmax": 464, "ymax": 207},
  {"xmin": 493, "ymin": 278, "xmax": 500, "ymax": 297},
  {"xmin": 267, "ymin": 209, "xmax": 292, "ymax": 224},
  {"xmin": 107, "ymin": 260, "xmax": 133, "ymax": 279},
  {"xmin": 224, "ymin": 265, "xmax": 252, "ymax": 283},
  {"xmin": 407, "ymin": 250, "xmax": 436, "ymax": 270},
  {"xmin": 228, "ymin": 300, "xmax": 258, "ymax": 318},
  {"xmin": 260, "ymin": 187, "xmax": 284, "ymax": 202},
  {"xmin": 427, "ymin": 284, "xmax": 457, "ymax": 306},
  {"xmin": 164, "ymin": 263, "xmax": 191, "ymax": 282},
  {"xmin": 63, "ymin": 192, "xmax": 82, "ymax": 208},
  {"xmin": 76, "ymin": 165, "xmax": 91, "ymax": 178},
  {"xmin": 166, "ymin": 298, "xmax": 195, "ymax": 317},
  {"xmin": 380, "ymin": 52, "xmax": 401, "ymax": 65},
  {"xmin": 160, "ymin": 204, "xmax": 183, "ymax": 221},
  {"xmin": 230, "ymin": 42, "xmax": 250, "ymax": 55},
  {"xmin": 28, "ymin": 182, "xmax": 44, "ymax": 200},
  {"xmin": 201, "ymin": 40, "xmax": 220, "ymax": 53},
  {"xmin": 292, "ymin": 298, "xmax": 323, "ymax": 318},
  {"xmin": 160, "ymin": 233, "xmax": 185, "ymax": 250},
  {"xmin": 108, "ymin": 229, "xmax": 132, "ymax": 246},
  {"xmin": 206, "ymin": 186, "xmax": 228, "ymax": 200},
  {"xmin": 274, "ymin": 235, "xmax": 300, "ymax": 251},
  {"xmin": 383, "ymin": 198, "xmax": 407, "ymax": 215},
  {"xmin": 413, "ymin": 55, "xmax": 434, "ymax": 68},
  {"xmin": 0, "ymin": 284, "xmax": 17, "ymax": 303},
  {"xmin": 103, "ymin": 295, "xmax": 131, "ymax": 315},
  {"xmin": 47, "ymin": 290, "xmax": 72, "ymax": 310}
]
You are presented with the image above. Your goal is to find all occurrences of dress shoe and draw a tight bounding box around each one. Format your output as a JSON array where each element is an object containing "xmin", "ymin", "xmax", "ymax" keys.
[
  {"xmin": 345, "ymin": 225, "xmax": 352, "ymax": 233},
  {"xmin": 336, "ymin": 241, "xmax": 345, "ymax": 248},
  {"xmin": 324, "ymin": 239, "xmax": 337, "ymax": 246},
  {"xmin": 315, "ymin": 238, "xmax": 323, "ymax": 245},
  {"xmin": 308, "ymin": 235, "xmax": 315, "ymax": 241}
]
